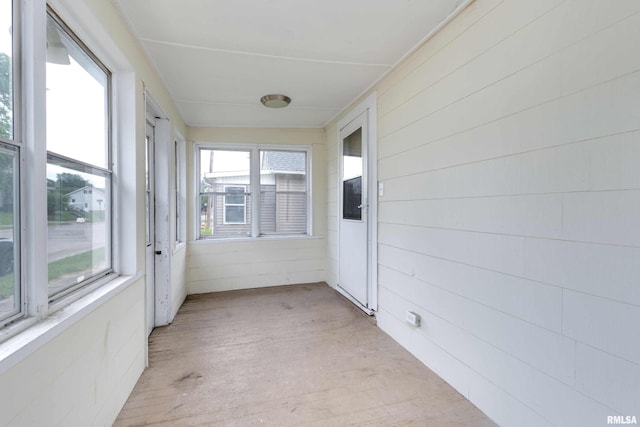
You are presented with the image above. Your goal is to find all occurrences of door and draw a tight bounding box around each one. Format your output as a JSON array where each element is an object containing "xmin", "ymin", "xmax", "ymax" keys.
[
  {"xmin": 145, "ymin": 120, "xmax": 155, "ymax": 336},
  {"xmin": 338, "ymin": 112, "xmax": 368, "ymax": 307}
]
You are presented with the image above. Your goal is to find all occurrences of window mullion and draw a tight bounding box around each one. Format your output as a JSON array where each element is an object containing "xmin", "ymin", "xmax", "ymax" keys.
[
  {"xmin": 23, "ymin": 0, "xmax": 49, "ymax": 318},
  {"xmin": 250, "ymin": 148, "xmax": 260, "ymax": 238},
  {"xmin": 306, "ymin": 148, "xmax": 312, "ymax": 235}
]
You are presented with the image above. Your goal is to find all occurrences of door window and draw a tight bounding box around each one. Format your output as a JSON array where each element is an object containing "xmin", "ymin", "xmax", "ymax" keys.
[{"xmin": 342, "ymin": 127, "xmax": 362, "ymax": 220}]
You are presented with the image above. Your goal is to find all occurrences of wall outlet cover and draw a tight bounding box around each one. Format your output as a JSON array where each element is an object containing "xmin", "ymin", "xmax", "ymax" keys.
[{"xmin": 405, "ymin": 310, "xmax": 420, "ymax": 327}]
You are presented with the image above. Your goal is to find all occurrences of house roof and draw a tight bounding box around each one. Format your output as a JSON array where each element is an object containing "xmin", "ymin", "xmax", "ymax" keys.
[{"xmin": 64, "ymin": 186, "xmax": 106, "ymax": 197}]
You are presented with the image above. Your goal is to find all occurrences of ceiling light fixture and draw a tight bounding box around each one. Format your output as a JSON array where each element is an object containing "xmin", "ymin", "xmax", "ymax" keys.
[{"xmin": 260, "ymin": 94, "xmax": 291, "ymax": 108}]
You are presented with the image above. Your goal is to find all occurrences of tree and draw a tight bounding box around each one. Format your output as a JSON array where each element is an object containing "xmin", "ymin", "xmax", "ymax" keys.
[
  {"xmin": 0, "ymin": 53, "xmax": 14, "ymax": 213},
  {"xmin": 0, "ymin": 53, "xmax": 12, "ymax": 140},
  {"xmin": 55, "ymin": 173, "xmax": 89, "ymax": 195},
  {"xmin": 47, "ymin": 174, "xmax": 87, "ymax": 220}
]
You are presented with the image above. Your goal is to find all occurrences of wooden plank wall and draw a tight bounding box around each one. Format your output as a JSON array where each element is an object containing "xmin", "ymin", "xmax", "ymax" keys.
[{"xmin": 326, "ymin": 0, "xmax": 640, "ymax": 425}]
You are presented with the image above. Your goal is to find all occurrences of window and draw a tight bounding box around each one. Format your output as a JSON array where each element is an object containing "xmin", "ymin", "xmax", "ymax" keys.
[
  {"xmin": 0, "ymin": 0, "xmax": 21, "ymax": 326},
  {"xmin": 223, "ymin": 186, "xmax": 246, "ymax": 224},
  {"xmin": 0, "ymin": 2, "xmax": 131, "ymax": 337},
  {"xmin": 199, "ymin": 149, "xmax": 251, "ymax": 238},
  {"xmin": 260, "ymin": 150, "xmax": 308, "ymax": 235},
  {"xmin": 197, "ymin": 145, "xmax": 310, "ymax": 239},
  {"xmin": 174, "ymin": 140, "xmax": 185, "ymax": 244},
  {"xmin": 46, "ymin": 9, "xmax": 112, "ymax": 299},
  {"xmin": 0, "ymin": 143, "xmax": 20, "ymax": 324}
]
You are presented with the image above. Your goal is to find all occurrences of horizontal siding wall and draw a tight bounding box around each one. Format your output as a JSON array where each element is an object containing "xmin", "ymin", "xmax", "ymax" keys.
[
  {"xmin": 327, "ymin": 0, "xmax": 640, "ymax": 425},
  {"xmin": 187, "ymin": 127, "xmax": 327, "ymax": 293},
  {"xmin": 0, "ymin": 280, "xmax": 146, "ymax": 427},
  {"xmin": 187, "ymin": 238, "xmax": 325, "ymax": 293}
]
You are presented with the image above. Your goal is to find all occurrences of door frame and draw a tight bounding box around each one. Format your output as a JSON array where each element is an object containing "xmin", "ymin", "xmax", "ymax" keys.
[
  {"xmin": 336, "ymin": 92, "xmax": 378, "ymax": 313},
  {"xmin": 144, "ymin": 116, "xmax": 156, "ymax": 337},
  {"xmin": 145, "ymin": 91, "xmax": 173, "ymax": 333}
]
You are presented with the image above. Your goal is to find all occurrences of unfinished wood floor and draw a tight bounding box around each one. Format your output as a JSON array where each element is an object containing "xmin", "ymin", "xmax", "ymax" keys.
[{"xmin": 115, "ymin": 283, "xmax": 495, "ymax": 426}]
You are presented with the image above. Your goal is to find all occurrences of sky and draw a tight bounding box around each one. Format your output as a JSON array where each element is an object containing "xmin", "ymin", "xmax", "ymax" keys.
[
  {"xmin": 0, "ymin": 1, "xmax": 10, "ymax": 55},
  {"xmin": 1, "ymin": 5, "xmax": 107, "ymax": 187}
]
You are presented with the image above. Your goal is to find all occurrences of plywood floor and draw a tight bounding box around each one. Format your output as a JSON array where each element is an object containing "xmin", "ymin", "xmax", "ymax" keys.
[{"xmin": 114, "ymin": 283, "xmax": 495, "ymax": 426}]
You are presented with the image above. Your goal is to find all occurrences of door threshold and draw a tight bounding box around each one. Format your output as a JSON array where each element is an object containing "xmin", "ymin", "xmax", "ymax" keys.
[{"xmin": 336, "ymin": 285, "xmax": 375, "ymax": 316}]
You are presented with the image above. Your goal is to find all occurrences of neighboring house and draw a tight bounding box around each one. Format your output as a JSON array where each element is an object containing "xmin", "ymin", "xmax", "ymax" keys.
[
  {"xmin": 65, "ymin": 186, "xmax": 107, "ymax": 212},
  {"xmin": 202, "ymin": 151, "xmax": 306, "ymax": 237}
]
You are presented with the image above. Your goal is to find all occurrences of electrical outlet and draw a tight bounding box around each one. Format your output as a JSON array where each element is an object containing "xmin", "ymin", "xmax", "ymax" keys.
[
  {"xmin": 405, "ymin": 310, "xmax": 420, "ymax": 327},
  {"xmin": 378, "ymin": 182, "xmax": 384, "ymax": 197}
]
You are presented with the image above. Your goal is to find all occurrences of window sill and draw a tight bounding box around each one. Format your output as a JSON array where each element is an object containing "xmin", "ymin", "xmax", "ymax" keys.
[
  {"xmin": 191, "ymin": 235, "xmax": 325, "ymax": 244},
  {"xmin": 173, "ymin": 241, "xmax": 187, "ymax": 254},
  {"xmin": 0, "ymin": 273, "xmax": 142, "ymax": 375}
]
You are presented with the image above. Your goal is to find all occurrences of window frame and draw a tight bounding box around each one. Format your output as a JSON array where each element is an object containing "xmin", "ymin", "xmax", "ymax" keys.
[
  {"xmin": 259, "ymin": 149, "xmax": 309, "ymax": 237},
  {"xmin": 0, "ymin": 142, "xmax": 22, "ymax": 327},
  {"xmin": 0, "ymin": 0, "xmax": 23, "ymax": 328},
  {"xmin": 222, "ymin": 185, "xmax": 247, "ymax": 225},
  {"xmin": 45, "ymin": 7, "xmax": 114, "ymax": 301},
  {"xmin": 174, "ymin": 139, "xmax": 186, "ymax": 246},
  {"xmin": 0, "ymin": 1, "xmax": 135, "ymax": 338},
  {"xmin": 195, "ymin": 143, "xmax": 312, "ymax": 240}
]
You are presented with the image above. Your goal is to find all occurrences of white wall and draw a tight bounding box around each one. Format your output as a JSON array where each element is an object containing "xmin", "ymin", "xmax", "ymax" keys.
[
  {"xmin": 187, "ymin": 127, "xmax": 326, "ymax": 293},
  {"xmin": 170, "ymin": 244, "xmax": 188, "ymax": 320},
  {"xmin": 327, "ymin": 0, "xmax": 640, "ymax": 425},
  {"xmin": 0, "ymin": 280, "xmax": 145, "ymax": 426},
  {"xmin": 0, "ymin": 0, "xmax": 186, "ymax": 425}
]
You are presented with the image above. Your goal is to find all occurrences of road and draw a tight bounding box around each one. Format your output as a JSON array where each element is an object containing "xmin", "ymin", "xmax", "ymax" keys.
[{"xmin": 0, "ymin": 221, "xmax": 107, "ymax": 262}]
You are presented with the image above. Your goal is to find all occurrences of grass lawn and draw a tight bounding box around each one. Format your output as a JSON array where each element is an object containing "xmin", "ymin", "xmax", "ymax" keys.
[
  {"xmin": 0, "ymin": 247, "xmax": 106, "ymax": 299},
  {"xmin": 48, "ymin": 247, "xmax": 106, "ymax": 282},
  {"xmin": 0, "ymin": 273, "xmax": 15, "ymax": 299},
  {"xmin": 0, "ymin": 211, "xmax": 13, "ymax": 230}
]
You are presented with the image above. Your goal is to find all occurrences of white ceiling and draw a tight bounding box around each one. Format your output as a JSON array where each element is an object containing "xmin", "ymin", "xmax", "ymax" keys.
[{"xmin": 114, "ymin": 0, "xmax": 466, "ymax": 128}]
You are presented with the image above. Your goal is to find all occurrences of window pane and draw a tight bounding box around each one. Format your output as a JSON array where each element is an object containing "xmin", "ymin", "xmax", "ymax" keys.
[
  {"xmin": 0, "ymin": 0, "xmax": 14, "ymax": 140},
  {"xmin": 260, "ymin": 151, "xmax": 307, "ymax": 234},
  {"xmin": 223, "ymin": 187, "xmax": 246, "ymax": 224},
  {"xmin": 200, "ymin": 149, "xmax": 250, "ymax": 191},
  {"xmin": 342, "ymin": 128, "xmax": 362, "ymax": 221},
  {"xmin": 145, "ymin": 133, "xmax": 152, "ymax": 245},
  {"xmin": 224, "ymin": 205, "xmax": 245, "ymax": 223},
  {"xmin": 199, "ymin": 149, "xmax": 251, "ymax": 238},
  {"xmin": 200, "ymin": 194, "xmax": 251, "ymax": 238},
  {"xmin": 0, "ymin": 143, "xmax": 19, "ymax": 321},
  {"xmin": 45, "ymin": 11, "xmax": 112, "ymax": 298},
  {"xmin": 47, "ymin": 161, "xmax": 110, "ymax": 297},
  {"xmin": 174, "ymin": 141, "xmax": 182, "ymax": 243},
  {"xmin": 46, "ymin": 13, "xmax": 109, "ymax": 168},
  {"xmin": 225, "ymin": 186, "xmax": 245, "ymax": 205}
]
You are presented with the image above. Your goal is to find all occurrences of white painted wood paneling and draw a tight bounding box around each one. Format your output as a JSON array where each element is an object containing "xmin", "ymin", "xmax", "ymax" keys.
[
  {"xmin": 563, "ymin": 291, "xmax": 640, "ymax": 365},
  {"xmin": 187, "ymin": 238, "xmax": 325, "ymax": 293},
  {"xmin": 170, "ymin": 244, "xmax": 188, "ymax": 322},
  {"xmin": 0, "ymin": 280, "xmax": 146, "ymax": 426},
  {"xmin": 326, "ymin": 0, "xmax": 640, "ymax": 424},
  {"xmin": 523, "ymin": 238, "xmax": 640, "ymax": 305},
  {"xmin": 378, "ymin": 266, "xmax": 574, "ymax": 384},
  {"xmin": 575, "ymin": 343, "xmax": 640, "ymax": 416},
  {"xmin": 378, "ymin": 244, "xmax": 562, "ymax": 331}
]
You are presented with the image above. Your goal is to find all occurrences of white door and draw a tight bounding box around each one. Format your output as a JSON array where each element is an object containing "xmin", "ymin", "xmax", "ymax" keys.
[
  {"xmin": 145, "ymin": 121, "xmax": 155, "ymax": 336},
  {"xmin": 338, "ymin": 112, "xmax": 369, "ymax": 307}
]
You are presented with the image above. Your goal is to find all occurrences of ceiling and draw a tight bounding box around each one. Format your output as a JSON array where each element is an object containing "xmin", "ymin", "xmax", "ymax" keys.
[{"xmin": 114, "ymin": 0, "xmax": 466, "ymax": 128}]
